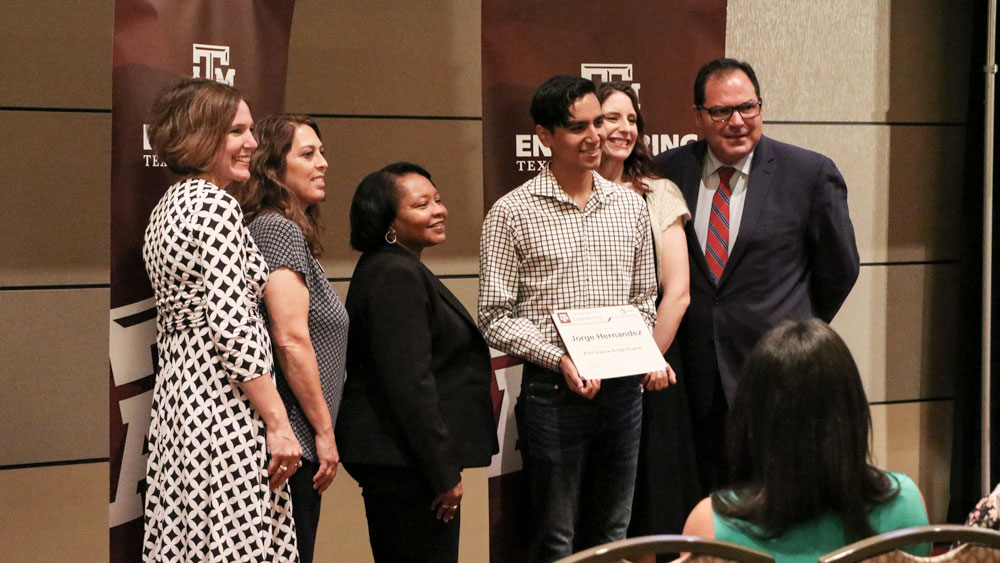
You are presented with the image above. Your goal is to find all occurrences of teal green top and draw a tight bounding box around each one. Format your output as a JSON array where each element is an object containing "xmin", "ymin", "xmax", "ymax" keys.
[{"xmin": 713, "ymin": 471, "xmax": 930, "ymax": 563}]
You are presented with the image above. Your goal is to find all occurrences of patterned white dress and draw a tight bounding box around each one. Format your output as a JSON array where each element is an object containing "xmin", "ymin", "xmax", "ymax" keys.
[{"xmin": 141, "ymin": 178, "xmax": 297, "ymax": 561}]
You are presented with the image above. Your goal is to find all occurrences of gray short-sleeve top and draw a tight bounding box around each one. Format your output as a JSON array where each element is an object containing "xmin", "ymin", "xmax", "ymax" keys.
[{"xmin": 248, "ymin": 211, "xmax": 349, "ymax": 462}]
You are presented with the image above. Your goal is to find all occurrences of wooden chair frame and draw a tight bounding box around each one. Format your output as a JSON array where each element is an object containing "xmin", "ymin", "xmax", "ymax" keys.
[
  {"xmin": 554, "ymin": 534, "xmax": 774, "ymax": 563},
  {"xmin": 819, "ymin": 525, "xmax": 1000, "ymax": 563}
]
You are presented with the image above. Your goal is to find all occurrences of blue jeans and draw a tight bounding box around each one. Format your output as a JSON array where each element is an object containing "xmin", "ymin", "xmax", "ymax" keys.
[{"xmin": 516, "ymin": 364, "xmax": 643, "ymax": 563}]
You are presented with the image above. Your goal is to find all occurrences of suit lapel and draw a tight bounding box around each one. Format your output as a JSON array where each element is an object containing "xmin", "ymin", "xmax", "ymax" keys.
[
  {"xmin": 678, "ymin": 142, "xmax": 705, "ymax": 213},
  {"xmin": 719, "ymin": 136, "xmax": 775, "ymax": 286},
  {"xmin": 680, "ymin": 142, "xmax": 715, "ymax": 283},
  {"xmin": 383, "ymin": 243, "xmax": 481, "ymax": 334},
  {"xmin": 431, "ymin": 275, "xmax": 481, "ymax": 333}
]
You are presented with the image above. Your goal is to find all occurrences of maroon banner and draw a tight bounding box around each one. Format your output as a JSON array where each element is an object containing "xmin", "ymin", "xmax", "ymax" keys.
[
  {"xmin": 482, "ymin": 0, "xmax": 727, "ymax": 211},
  {"xmin": 481, "ymin": 2, "xmax": 726, "ymax": 560},
  {"xmin": 109, "ymin": 2, "xmax": 295, "ymax": 560}
]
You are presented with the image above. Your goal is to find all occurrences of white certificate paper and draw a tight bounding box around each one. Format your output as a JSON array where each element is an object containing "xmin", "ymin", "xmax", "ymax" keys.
[{"xmin": 550, "ymin": 305, "xmax": 666, "ymax": 380}]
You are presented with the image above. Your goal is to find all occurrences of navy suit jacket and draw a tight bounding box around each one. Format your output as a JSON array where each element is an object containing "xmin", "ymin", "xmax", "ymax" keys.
[
  {"xmin": 655, "ymin": 136, "xmax": 859, "ymax": 417},
  {"xmin": 337, "ymin": 243, "xmax": 498, "ymax": 494}
]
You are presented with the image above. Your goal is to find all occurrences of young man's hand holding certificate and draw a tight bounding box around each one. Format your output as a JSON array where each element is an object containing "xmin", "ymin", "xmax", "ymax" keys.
[{"xmin": 551, "ymin": 305, "xmax": 667, "ymax": 381}]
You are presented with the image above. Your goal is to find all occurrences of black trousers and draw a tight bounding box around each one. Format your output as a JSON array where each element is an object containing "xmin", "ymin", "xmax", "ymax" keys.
[
  {"xmin": 345, "ymin": 464, "xmax": 461, "ymax": 563},
  {"xmin": 288, "ymin": 458, "xmax": 323, "ymax": 563},
  {"xmin": 690, "ymin": 377, "xmax": 730, "ymax": 495}
]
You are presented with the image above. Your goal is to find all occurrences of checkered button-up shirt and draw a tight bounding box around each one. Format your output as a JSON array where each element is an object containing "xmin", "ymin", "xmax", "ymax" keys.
[{"xmin": 478, "ymin": 166, "xmax": 657, "ymax": 372}]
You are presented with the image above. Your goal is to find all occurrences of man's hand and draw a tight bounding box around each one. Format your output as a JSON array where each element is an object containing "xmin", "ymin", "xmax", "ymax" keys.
[{"xmin": 560, "ymin": 354, "xmax": 600, "ymax": 399}]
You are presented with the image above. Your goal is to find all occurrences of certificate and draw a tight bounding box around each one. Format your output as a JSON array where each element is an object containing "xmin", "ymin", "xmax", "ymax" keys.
[{"xmin": 550, "ymin": 305, "xmax": 665, "ymax": 380}]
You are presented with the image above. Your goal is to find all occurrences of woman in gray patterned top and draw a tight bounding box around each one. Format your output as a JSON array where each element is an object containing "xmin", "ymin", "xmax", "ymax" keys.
[{"xmin": 234, "ymin": 114, "xmax": 349, "ymax": 563}]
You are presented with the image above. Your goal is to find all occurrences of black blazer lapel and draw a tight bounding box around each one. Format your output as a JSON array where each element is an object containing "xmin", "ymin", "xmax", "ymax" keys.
[
  {"xmin": 431, "ymin": 275, "xmax": 481, "ymax": 334},
  {"xmin": 383, "ymin": 243, "xmax": 481, "ymax": 334},
  {"xmin": 719, "ymin": 136, "xmax": 775, "ymax": 287},
  {"xmin": 678, "ymin": 141, "xmax": 705, "ymax": 213}
]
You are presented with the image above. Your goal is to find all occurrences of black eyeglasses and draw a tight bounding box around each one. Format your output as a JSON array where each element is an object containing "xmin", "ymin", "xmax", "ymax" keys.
[{"xmin": 697, "ymin": 100, "xmax": 762, "ymax": 122}]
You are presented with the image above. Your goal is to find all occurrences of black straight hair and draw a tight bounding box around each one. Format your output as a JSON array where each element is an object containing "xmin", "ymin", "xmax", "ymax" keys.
[
  {"xmin": 349, "ymin": 161, "xmax": 433, "ymax": 252},
  {"xmin": 693, "ymin": 58, "xmax": 761, "ymax": 107},
  {"xmin": 712, "ymin": 318, "xmax": 899, "ymax": 542},
  {"xmin": 530, "ymin": 74, "xmax": 597, "ymax": 132}
]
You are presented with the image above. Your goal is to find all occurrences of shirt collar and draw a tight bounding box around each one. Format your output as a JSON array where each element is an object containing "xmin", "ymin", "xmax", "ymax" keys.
[
  {"xmin": 528, "ymin": 164, "xmax": 616, "ymax": 207},
  {"xmin": 702, "ymin": 147, "xmax": 755, "ymax": 182}
]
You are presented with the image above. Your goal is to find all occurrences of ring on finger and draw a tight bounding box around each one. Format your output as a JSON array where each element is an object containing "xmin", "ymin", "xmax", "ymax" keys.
[{"xmin": 279, "ymin": 465, "xmax": 288, "ymax": 471}]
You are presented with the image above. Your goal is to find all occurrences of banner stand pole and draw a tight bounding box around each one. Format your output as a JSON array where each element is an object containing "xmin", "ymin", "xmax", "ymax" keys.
[{"xmin": 982, "ymin": 0, "xmax": 997, "ymax": 497}]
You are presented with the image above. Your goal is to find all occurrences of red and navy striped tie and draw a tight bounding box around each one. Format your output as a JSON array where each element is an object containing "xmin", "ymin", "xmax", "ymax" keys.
[{"xmin": 706, "ymin": 167, "xmax": 735, "ymax": 284}]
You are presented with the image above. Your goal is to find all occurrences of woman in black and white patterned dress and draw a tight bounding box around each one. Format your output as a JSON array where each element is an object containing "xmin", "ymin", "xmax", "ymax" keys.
[
  {"xmin": 142, "ymin": 78, "xmax": 301, "ymax": 562},
  {"xmin": 234, "ymin": 114, "xmax": 349, "ymax": 563}
]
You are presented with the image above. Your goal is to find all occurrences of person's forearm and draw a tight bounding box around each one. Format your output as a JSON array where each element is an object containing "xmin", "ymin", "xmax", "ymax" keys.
[
  {"xmin": 236, "ymin": 372, "xmax": 302, "ymax": 490},
  {"xmin": 237, "ymin": 375, "xmax": 292, "ymax": 429},
  {"xmin": 652, "ymin": 289, "xmax": 689, "ymax": 354},
  {"xmin": 480, "ymin": 314, "xmax": 565, "ymax": 371},
  {"xmin": 654, "ymin": 219, "xmax": 690, "ymax": 353},
  {"xmin": 275, "ymin": 339, "xmax": 334, "ymax": 436}
]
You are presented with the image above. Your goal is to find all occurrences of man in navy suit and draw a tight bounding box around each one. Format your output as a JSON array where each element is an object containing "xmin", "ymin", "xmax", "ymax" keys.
[{"xmin": 656, "ymin": 58, "xmax": 860, "ymax": 492}]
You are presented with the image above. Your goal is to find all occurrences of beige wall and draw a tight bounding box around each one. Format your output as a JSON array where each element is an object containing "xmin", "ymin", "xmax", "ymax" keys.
[
  {"xmin": 728, "ymin": 0, "xmax": 973, "ymax": 523},
  {"xmin": 0, "ymin": 0, "xmax": 973, "ymax": 560}
]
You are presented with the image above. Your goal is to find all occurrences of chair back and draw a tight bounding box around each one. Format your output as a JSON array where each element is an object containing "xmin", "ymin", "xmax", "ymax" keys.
[
  {"xmin": 553, "ymin": 534, "xmax": 774, "ymax": 563},
  {"xmin": 819, "ymin": 525, "xmax": 1000, "ymax": 563}
]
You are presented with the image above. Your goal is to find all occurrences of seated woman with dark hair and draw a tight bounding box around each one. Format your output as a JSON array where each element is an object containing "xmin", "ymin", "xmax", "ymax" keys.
[{"xmin": 683, "ymin": 318, "xmax": 929, "ymax": 563}]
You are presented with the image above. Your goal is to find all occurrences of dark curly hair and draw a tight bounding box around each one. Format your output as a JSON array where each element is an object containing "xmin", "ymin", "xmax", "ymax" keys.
[{"xmin": 233, "ymin": 113, "xmax": 324, "ymax": 257}]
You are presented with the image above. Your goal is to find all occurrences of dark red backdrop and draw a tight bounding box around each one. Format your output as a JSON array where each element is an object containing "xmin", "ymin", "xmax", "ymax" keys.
[
  {"xmin": 109, "ymin": 2, "xmax": 295, "ymax": 560},
  {"xmin": 481, "ymin": 2, "xmax": 727, "ymax": 560}
]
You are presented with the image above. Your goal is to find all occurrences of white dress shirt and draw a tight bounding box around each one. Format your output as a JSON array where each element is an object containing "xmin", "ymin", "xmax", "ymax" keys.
[{"xmin": 693, "ymin": 148, "xmax": 755, "ymax": 252}]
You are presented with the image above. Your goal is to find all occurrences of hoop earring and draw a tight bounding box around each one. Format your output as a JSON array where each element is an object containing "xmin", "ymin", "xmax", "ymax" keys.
[{"xmin": 385, "ymin": 230, "xmax": 397, "ymax": 244}]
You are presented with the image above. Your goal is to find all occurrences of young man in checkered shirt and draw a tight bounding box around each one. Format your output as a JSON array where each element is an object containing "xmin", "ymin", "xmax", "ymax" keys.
[{"xmin": 478, "ymin": 75, "xmax": 667, "ymax": 562}]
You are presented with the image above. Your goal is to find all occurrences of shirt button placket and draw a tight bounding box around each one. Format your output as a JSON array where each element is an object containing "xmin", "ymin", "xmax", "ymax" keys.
[{"xmin": 580, "ymin": 213, "xmax": 590, "ymax": 302}]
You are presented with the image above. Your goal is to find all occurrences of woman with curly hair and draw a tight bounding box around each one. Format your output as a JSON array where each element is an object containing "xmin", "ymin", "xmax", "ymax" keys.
[{"xmin": 233, "ymin": 114, "xmax": 349, "ymax": 563}]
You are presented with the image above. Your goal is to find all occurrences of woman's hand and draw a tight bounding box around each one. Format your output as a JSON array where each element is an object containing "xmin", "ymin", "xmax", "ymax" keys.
[
  {"xmin": 431, "ymin": 480, "xmax": 463, "ymax": 523},
  {"xmin": 312, "ymin": 430, "xmax": 340, "ymax": 493},
  {"xmin": 642, "ymin": 362, "xmax": 677, "ymax": 391},
  {"xmin": 265, "ymin": 421, "xmax": 302, "ymax": 491},
  {"xmin": 237, "ymin": 374, "xmax": 302, "ymax": 491}
]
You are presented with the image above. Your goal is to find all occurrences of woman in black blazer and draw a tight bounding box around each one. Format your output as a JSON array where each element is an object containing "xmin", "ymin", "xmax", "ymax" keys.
[{"xmin": 338, "ymin": 161, "xmax": 498, "ymax": 563}]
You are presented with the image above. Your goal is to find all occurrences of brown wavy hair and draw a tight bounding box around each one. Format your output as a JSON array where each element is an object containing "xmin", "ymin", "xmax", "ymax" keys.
[
  {"xmin": 147, "ymin": 78, "xmax": 242, "ymax": 176},
  {"xmin": 235, "ymin": 114, "xmax": 324, "ymax": 257},
  {"xmin": 596, "ymin": 81, "xmax": 661, "ymax": 193}
]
